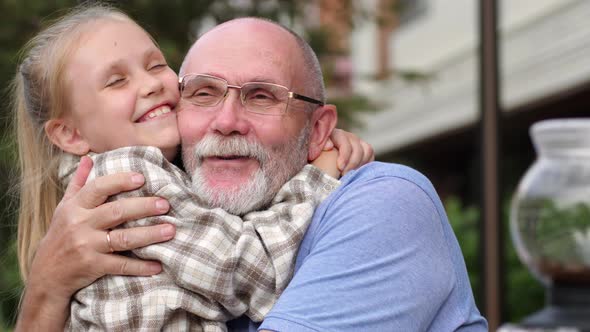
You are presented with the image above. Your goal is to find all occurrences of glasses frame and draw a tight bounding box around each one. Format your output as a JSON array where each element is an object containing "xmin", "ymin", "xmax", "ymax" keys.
[{"xmin": 178, "ymin": 73, "xmax": 324, "ymax": 115}]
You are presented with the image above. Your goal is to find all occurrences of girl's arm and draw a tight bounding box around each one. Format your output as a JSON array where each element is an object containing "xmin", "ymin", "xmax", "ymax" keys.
[
  {"xmin": 311, "ymin": 129, "xmax": 375, "ymax": 178},
  {"xmin": 311, "ymin": 148, "xmax": 339, "ymax": 178},
  {"xmin": 15, "ymin": 157, "xmax": 174, "ymax": 332},
  {"xmin": 67, "ymin": 146, "xmax": 338, "ymax": 330}
]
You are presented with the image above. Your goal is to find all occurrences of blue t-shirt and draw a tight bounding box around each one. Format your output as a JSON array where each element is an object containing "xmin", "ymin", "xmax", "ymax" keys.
[{"xmin": 228, "ymin": 162, "xmax": 488, "ymax": 331}]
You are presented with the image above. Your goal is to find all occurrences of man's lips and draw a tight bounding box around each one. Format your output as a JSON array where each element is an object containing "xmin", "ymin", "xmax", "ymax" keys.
[
  {"xmin": 214, "ymin": 155, "xmax": 246, "ymax": 160},
  {"xmin": 202, "ymin": 156, "xmax": 257, "ymax": 166},
  {"xmin": 205, "ymin": 155, "xmax": 252, "ymax": 161},
  {"xmin": 136, "ymin": 105, "xmax": 173, "ymax": 123}
]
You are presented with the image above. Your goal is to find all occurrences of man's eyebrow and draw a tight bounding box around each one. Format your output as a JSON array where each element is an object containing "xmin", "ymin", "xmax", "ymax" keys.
[
  {"xmin": 198, "ymin": 72, "xmax": 281, "ymax": 85},
  {"xmin": 247, "ymin": 76, "xmax": 280, "ymax": 84},
  {"xmin": 199, "ymin": 72, "xmax": 225, "ymax": 79}
]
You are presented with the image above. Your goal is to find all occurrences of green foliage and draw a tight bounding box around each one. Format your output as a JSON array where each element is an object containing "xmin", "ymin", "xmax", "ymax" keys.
[
  {"xmin": 502, "ymin": 196, "xmax": 545, "ymax": 322},
  {"xmin": 444, "ymin": 195, "xmax": 545, "ymax": 323},
  {"xmin": 0, "ymin": 239, "xmax": 21, "ymax": 331},
  {"xmin": 306, "ymin": 27, "xmax": 333, "ymax": 57},
  {"xmin": 445, "ymin": 196, "xmax": 481, "ymax": 298},
  {"xmin": 331, "ymin": 94, "xmax": 379, "ymax": 131},
  {"xmin": 0, "ymin": 149, "xmax": 20, "ymax": 330},
  {"xmin": 515, "ymin": 198, "xmax": 590, "ymax": 284}
]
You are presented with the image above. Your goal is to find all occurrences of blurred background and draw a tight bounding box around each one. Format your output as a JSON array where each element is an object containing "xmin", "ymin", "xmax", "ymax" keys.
[{"xmin": 2, "ymin": 0, "xmax": 590, "ymax": 330}]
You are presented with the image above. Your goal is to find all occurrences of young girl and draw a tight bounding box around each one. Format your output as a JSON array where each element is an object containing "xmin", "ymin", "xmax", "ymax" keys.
[{"xmin": 14, "ymin": 4, "xmax": 370, "ymax": 331}]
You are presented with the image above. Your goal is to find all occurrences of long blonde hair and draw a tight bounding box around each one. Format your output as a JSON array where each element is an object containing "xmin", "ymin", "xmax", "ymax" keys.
[{"xmin": 13, "ymin": 4, "xmax": 134, "ymax": 280}]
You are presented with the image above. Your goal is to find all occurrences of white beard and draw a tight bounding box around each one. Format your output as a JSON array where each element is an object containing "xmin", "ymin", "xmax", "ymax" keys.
[{"xmin": 183, "ymin": 126, "xmax": 310, "ymax": 215}]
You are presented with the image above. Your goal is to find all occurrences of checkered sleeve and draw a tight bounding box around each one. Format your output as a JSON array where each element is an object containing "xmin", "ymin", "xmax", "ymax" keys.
[{"xmin": 64, "ymin": 146, "xmax": 339, "ymax": 331}]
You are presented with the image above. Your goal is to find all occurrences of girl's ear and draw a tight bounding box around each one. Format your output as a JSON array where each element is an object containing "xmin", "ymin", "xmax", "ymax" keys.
[{"xmin": 45, "ymin": 118, "xmax": 90, "ymax": 156}]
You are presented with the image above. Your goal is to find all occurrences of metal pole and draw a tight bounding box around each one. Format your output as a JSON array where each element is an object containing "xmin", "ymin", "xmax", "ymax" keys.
[{"xmin": 479, "ymin": 0, "xmax": 502, "ymax": 329}]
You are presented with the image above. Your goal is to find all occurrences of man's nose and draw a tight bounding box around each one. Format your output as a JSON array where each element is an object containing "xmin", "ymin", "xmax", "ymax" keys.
[{"xmin": 210, "ymin": 89, "xmax": 250, "ymax": 136}]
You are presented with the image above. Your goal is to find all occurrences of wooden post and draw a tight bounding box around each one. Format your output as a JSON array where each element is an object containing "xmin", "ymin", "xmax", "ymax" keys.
[{"xmin": 479, "ymin": 0, "xmax": 503, "ymax": 329}]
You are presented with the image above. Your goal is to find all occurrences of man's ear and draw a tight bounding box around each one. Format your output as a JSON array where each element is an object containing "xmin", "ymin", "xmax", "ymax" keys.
[
  {"xmin": 45, "ymin": 118, "xmax": 90, "ymax": 156},
  {"xmin": 307, "ymin": 104, "xmax": 337, "ymax": 161}
]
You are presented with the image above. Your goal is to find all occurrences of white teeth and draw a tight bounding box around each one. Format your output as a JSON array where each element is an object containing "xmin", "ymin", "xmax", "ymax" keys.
[{"xmin": 144, "ymin": 105, "xmax": 172, "ymax": 120}]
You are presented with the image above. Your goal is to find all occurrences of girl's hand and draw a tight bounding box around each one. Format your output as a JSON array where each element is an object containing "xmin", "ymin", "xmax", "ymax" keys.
[
  {"xmin": 329, "ymin": 129, "xmax": 374, "ymax": 175},
  {"xmin": 29, "ymin": 156, "xmax": 174, "ymax": 297},
  {"xmin": 311, "ymin": 145, "xmax": 340, "ymax": 178},
  {"xmin": 17, "ymin": 156, "xmax": 175, "ymax": 331}
]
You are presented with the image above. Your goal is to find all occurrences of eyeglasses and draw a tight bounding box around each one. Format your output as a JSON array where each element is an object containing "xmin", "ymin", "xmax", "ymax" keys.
[{"xmin": 179, "ymin": 74, "xmax": 324, "ymax": 116}]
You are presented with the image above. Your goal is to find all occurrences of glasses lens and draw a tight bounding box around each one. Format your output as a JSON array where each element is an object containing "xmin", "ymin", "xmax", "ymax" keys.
[
  {"xmin": 181, "ymin": 75, "xmax": 226, "ymax": 106},
  {"xmin": 242, "ymin": 83, "xmax": 289, "ymax": 115}
]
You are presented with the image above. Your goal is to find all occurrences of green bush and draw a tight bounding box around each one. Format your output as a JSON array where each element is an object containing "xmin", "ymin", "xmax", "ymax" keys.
[
  {"xmin": 444, "ymin": 196, "xmax": 545, "ymax": 322},
  {"xmin": 0, "ymin": 239, "xmax": 21, "ymax": 332}
]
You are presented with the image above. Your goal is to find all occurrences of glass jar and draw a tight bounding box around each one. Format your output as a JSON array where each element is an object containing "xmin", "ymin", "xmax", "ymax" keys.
[{"xmin": 511, "ymin": 118, "xmax": 590, "ymax": 285}]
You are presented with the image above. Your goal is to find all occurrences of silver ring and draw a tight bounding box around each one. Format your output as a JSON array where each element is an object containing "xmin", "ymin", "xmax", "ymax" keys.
[{"xmin": 106, "ymin": 230, "xmax": 114, "ymax": 253}]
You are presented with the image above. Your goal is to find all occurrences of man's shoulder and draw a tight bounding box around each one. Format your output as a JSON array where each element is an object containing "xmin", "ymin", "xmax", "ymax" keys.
[
  {"xmin": 316, "ymin": 161, "xmax": 447, "ymax": 230},
  {"xmin": 338, "ymin": 161, "xmax": 437, "ymax": 196}
]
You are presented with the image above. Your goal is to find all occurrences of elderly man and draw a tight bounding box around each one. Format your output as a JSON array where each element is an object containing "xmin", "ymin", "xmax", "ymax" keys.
[
  {"xmin": 17, "ymin": 17, "xmax": 486, "ymax": 332},
  {"xmin": 177, "ymin": 18, "xmax": 487, "ymax": 331}
]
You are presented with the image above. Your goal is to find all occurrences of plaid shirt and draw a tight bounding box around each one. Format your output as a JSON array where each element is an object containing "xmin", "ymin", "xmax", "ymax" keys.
[{"xmin": 60, "ymin": 146, "xmax": 339, "ymax": 331}]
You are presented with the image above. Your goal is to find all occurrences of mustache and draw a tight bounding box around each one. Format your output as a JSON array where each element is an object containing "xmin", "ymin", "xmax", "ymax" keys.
[{"xmin": 192, "ymin": 135, "xmax": 269, "ymax": 164}]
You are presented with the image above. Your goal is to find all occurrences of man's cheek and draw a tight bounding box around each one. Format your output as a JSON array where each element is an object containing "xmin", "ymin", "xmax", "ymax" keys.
[
  {"xmin": 177, "ymin": 112, "xmax": 204, "ymax": 142},
  {"xmin": 254, "ymin": 118, "xmax": 298, "ymax": 147}
]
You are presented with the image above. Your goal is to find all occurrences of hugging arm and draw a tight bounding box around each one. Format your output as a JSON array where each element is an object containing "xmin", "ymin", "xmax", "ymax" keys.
[
  {"xmin": 311, "ymin": 128, "xmax": 374, "ymax": 178},
  {"xmin": 15, "ymin": 157, "xmax": 174, "ymax": 332},
  {"xmin": 328, "ymin": 128, "xmax": 374, "ymax": 175},
  {"xmin": 67, "ymin": 146, "xmax": 339, "ymax": 330},
  {"xmin": 18, "ymin": 128, "xmax": 373, "ymax": 331}
]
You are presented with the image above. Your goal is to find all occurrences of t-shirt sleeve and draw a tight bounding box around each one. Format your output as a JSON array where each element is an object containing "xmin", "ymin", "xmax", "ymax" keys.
[{"xmin": 259, "ymin": 171, "xmax": 460, "ymax": 331}]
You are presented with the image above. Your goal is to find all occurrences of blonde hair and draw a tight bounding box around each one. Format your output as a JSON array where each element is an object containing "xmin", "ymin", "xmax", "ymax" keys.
[{"xmin": 13, "ymin": 4, "xmax": 134, "ymax": 280}]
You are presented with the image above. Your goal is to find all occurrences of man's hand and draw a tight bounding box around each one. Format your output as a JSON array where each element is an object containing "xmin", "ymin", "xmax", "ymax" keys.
[{"xmin": 16, "ymin": 156, "xmax": 175, "ymax": 331}]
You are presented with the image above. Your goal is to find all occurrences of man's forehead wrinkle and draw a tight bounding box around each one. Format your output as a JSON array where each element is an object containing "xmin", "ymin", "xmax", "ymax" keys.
[
  {"xmin": 260, "ymin": 48, "xmax": 281, "ymax": 64},
  {"xmin": 188, "ymin": 38, "xmax": 295, "ymax": 88}
]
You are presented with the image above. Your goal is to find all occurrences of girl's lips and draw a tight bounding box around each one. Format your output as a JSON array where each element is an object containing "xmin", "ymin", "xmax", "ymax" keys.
[{"xmin": 137, "ymin": 105, "xmax": 173, "ymax": 122}]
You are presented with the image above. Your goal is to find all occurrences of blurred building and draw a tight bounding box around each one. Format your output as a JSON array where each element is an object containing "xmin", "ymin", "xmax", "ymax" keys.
[{"xmin": 339, "ymin": 0, "xmax": 590, "ymax": 201}]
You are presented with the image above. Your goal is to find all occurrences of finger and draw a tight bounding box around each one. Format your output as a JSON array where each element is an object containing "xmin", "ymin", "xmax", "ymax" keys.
[
  {"xmin": 106, "ymin": 223, "xmax": 175, "ymax": 252},
  {"xmin": 329, "ymin": 129, "xmax": 345, "ymax": 148},
  {"xmin": 361, "ymin": 141, "xmax": 375, "ymax": 164},
  {"xmin": 333, "ymin": 135, "xmax": 352, "ymax": 171},
  {"xmin": 102, "ymin": 254, "xmax": 163, "ymax": 276},
  {"xmin": 323, "ymin": 138, "xmax": 334, "ymax": 151},
  {"xmin": 342, "ymin": 136, "xmax": 364, "ymax": 175},
  {"xmin": 336, "ymin": 136, "xmax": 352, "ymax": 171},
  {"xmin": 93, "ymin": 197, "xmax": 170, "ymax": 230},
  {"xmin": 76, "ymin": 172, "xmax": 145, "ymax": 209},
  {"xmin": 63, "ymin": 156, "xmax": 93, "ymax": 200}
]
